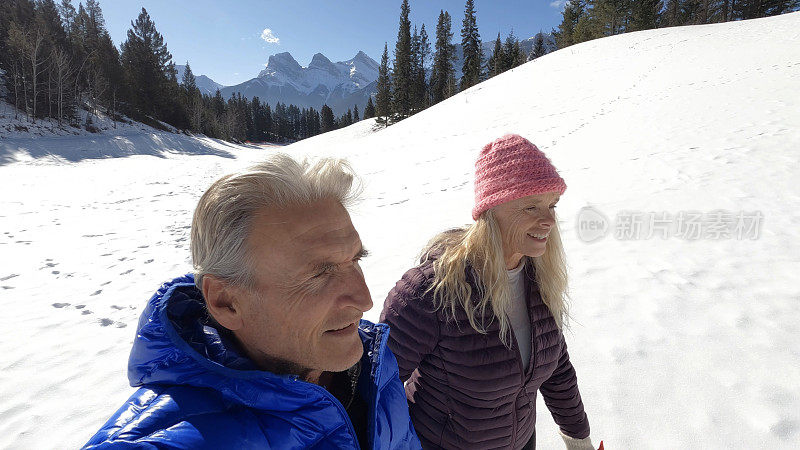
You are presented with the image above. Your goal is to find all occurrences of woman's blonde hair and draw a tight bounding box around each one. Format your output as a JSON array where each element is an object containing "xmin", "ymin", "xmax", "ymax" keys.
[{"xmin": 422, "ymin": 209, "xmax": 569, "ymax": 347}]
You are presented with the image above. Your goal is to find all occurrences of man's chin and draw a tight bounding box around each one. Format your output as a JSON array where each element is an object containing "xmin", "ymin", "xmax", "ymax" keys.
[{"xmin": 320, "ymin": 333, "xmax": 364, "ymax": 372}]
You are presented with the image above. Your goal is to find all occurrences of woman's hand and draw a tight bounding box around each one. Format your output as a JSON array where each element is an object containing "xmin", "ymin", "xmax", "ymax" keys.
[{"xmin": 560, "ymin": 430, "xmax": 603, "ymax": 450}]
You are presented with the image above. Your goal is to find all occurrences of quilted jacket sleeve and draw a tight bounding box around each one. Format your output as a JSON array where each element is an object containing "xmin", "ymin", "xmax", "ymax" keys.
[
  {"xmin": 539, "ymin": 334, "xmax": 591, "ymax": 439},
  {"xmin": 379, "ymin": 266, "xmax": 440, "ymax": 383}
]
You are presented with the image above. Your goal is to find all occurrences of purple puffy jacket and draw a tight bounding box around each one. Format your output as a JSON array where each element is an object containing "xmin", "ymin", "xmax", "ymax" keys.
[{"xmin": 380, "ymin": 256, "xmax": 590, "ymax": 449}]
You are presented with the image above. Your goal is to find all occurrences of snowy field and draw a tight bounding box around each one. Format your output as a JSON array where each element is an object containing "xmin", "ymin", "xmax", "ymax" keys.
[{"xmin": 2, "ymin": 12, "xmax": 800, "ymax": 449}]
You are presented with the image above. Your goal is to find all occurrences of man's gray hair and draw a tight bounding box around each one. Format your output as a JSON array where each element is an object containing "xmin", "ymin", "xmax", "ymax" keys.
[{"xmin": 191, "ymin": 152, "xmax": 361, "ymax": 290}]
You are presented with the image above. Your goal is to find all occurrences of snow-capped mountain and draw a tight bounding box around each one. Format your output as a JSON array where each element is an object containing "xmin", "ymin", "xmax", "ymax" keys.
[
  {"xmin": 222, "ymin": 51, "xmax": 378, "ymax": 116},
  {"xmin": 221, "ymin": 33, "xmax": 554, "ymax": 116},
  {"xmin": 175, "ymin": 65, "xmax": 224, "ymax": 96}
]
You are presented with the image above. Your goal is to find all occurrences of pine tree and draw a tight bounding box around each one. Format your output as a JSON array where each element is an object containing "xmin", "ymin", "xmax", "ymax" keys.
[
  {"xmin": 487, "ymin": 31, "xmax": 504, "ymax": 77},
  {"xmin": 120, "ymin": 8, "xmax": 175, "ymax": 118},
  {"xmin": 573, "ymin": 8, "xmax": 599, "ymax": 43},
  {"xmin": 391, "ymin": 0, "xmax": 412, "ymax": 119},
  {"xmin": 353, "ymin": 104, "xmax": 359, "ymax": 121},
  {"xmin": 662, "ymin": 0, "xmax": 683, "ymax": 26},
  {"xmin": 77, "ymin": 0, "xmax": 122, "ymax": 120},
  {"xmin": 181, "ymin": 62, "xmax": 197, "ymax": 94},
  {"xmin": 513, "ymin": 40, "xmax": 526, "ymax": 67},
  {"xmin": 376, "ymin": 43, "xmax": 391, "ymax": 125},
  {"xmin": 431, "ymin": 10, "xmax": 456, "ymax": 105},
  {"xmin": 593, "ymin": 0, "xmax": 631, "ymax": 36},
  {"xmin": 531, "ymin": 33, "xmax": 547, "ymax": 60},
  {"xmin": 720, "ymin": 0, "xmax": 731, "ymax": 21},
  {"xmin": 680, "ymin": 0, "xmax": 702, "ymax": 23},
  {"xmin": 415, "ymin": 24, "xmax": 431, "ymax": 109},
  {"xmin": 554, "ymin": 0, "xmax": 586, "ymax": 49},
  {"xmin": 410, "ymin": 25, "xmax": 421, "ymax": 111},
  {"xmin": 252, "ymin": 96, "xmax": 271, "ymax": 141},
  {"xmin": 459, "ymin": 0, "xmax": 482, "ymax": 90},
  {"xmin": 58, "ymin": 0, "xmax": 77, "ymax": 35},
  {"xmin": 182, "ymin": 62, "xmax": 202, "ymax": 132},
  {"xmin": 733, "ymin": 0, "xmax": 799, "ymax": 18},
  {"xmin": 502, "ymin": 31, "xmax": 520, "ymax": 71},
  {"xmin": 631, "ymin": 0, "xmax": 663, "ymax": 30},
  {"xmin": 364, "ymin": 97, "xmax": 376, "ymax": 119},
  {"xmin": 36, "ymin": 0, "xmax": 68, "ymax": 120}
]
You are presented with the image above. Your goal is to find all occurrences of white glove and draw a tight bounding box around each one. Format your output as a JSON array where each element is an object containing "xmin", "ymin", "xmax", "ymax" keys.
[{"xmin": 560, "ymin": 430, "xmax": 595, "ymax": 450}]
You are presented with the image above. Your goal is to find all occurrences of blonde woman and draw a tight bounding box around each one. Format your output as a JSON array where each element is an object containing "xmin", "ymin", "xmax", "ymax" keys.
[{"xmin": 380, "ymin": 134, "xmax": 597, "ymax": 450}]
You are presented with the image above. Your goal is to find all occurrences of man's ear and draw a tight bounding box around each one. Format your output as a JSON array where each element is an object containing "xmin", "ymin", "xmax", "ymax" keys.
[{"xmin": 201, "ymin": 275, "xmax": 244, "ymax": 331}]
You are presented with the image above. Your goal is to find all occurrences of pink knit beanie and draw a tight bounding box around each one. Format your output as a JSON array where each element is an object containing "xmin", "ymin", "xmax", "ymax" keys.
[{"xmin": 472, "ymin": 134, "xmax": 566, "ymax": 220}]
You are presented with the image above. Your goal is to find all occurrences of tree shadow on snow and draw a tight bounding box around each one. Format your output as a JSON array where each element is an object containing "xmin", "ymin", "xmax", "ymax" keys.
[{"xmin": 0, "ymin": 132, "xmax": 240, "ymax": 165}]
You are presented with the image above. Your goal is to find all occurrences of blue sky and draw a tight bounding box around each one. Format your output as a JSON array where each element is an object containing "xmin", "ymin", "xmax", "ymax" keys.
[{"xmin": 101, "ymin": 1, "xmax": 566, "ymax": 87}]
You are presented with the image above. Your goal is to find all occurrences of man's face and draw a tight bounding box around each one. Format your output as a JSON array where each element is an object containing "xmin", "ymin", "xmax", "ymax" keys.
[{"xmin": 234, "ymin": 197, "xmax": 372, "ymax": 376}]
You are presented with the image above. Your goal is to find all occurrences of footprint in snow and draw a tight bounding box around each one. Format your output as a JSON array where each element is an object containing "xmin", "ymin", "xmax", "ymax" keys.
[
  {"xmin": 99, "ymin": 318, "xmax": 114, "ymax": 327},
  {"xmin": 90, "ymin": 290, "xmax": 102, "ymax": 296},
  {"xmin": 770, "ymin": 419, "xmax": 798, "ymax": 440},
  {"xmin": 52, "ymin": 302, "xmax": 70, "ymax": 308},
  {"xmin": 0, "ymin": 274, "xmax": 19, "ymax": 281}
]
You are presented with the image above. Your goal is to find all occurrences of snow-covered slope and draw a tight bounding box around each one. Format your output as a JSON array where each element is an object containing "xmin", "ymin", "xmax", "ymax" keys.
[
  {"xmin": 0, "ymin": 99, "xmax": 188, "ymax": 156},
  {"xmin": 1, "ymin": 11, "xmax": 799, "ymax": 450},
  {"xmin": 222, "ymin": 51, "xmax": 378, "ymax": 115}
]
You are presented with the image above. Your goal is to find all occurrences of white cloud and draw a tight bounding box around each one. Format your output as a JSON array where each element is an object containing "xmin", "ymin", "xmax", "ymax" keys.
[
  {"xmin": 550, "ymin": 0, "xmax": 567, "ymax": 10},
  {"xmin": 260, "ymin": 28, "xmax": 279, "ymax": 44}
]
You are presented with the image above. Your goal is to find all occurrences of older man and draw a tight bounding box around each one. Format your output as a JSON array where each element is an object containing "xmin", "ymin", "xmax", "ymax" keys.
[{"xmin": 84, "ymin": 154, "xmax": 421, "ymax": 449}]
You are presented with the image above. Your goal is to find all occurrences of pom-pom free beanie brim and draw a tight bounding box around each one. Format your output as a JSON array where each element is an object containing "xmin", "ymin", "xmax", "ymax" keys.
[{"xmin": 472, "ymin": 134, "xmax": 566, "ymax": 220}]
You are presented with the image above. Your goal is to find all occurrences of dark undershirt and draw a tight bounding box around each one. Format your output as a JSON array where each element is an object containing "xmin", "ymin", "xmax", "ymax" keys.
[{"xmin": 328, "ymin": 365, "xmax": 369, "ymax": 449}]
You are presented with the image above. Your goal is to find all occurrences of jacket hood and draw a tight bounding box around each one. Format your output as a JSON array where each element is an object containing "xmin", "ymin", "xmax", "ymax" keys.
[{"xmin": 128, "ymin": 274, "xmax": 397, "ymax": 411}]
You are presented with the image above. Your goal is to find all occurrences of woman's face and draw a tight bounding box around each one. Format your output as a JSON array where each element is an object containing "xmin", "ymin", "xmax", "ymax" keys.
[{"xmin": 491, "ymin": 192, "xmax": 560, "ymax": 268}]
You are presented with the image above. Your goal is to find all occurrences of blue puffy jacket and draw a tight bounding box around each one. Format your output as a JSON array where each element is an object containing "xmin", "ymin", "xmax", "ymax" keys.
[{"xmin": 83, "ymin": 275, "xmax": 422, "ymax": 449}]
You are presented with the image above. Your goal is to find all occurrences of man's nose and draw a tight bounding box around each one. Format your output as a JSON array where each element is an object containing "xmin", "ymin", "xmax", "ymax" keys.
[{"xmin": 341, "ymin": 264, "xmax": 373, "ymax": 313}]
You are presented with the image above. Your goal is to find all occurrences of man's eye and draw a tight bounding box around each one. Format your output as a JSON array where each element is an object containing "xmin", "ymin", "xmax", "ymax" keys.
[
  {"xmin": 313, "ymin": 266, "xmax": 335, "ymax": 278},
  {"xmin": 550, "ymin": 205, "xmax": 557, "ymax": 209}
]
